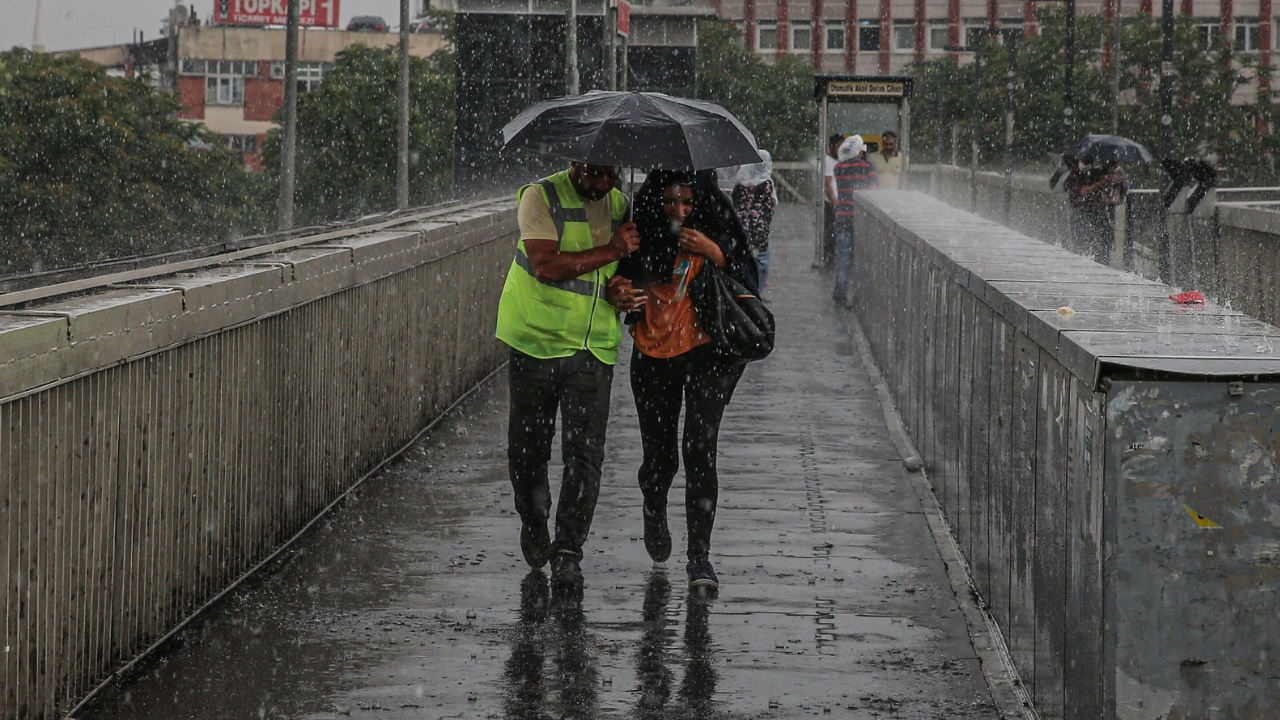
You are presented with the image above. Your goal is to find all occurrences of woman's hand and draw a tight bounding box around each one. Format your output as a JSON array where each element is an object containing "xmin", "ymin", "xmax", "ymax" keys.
[
  {"xmin": 677, "ymin": 228, "xmax": 726, "ymax": 267},
  {"xmin": 606, "ymin": 276, "xmax": 647, "ymax": 311}
]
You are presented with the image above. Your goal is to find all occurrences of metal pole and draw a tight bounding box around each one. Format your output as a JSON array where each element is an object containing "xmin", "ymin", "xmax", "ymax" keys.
[
  {"xmin": 606, "ymin": 0, "xmax": 617, "ymax": 90},
  {"xmin": 567, "ymin": 0, "xmax": 580, "ymax": 94},
  {"xmin": 1111, "ymin": 0, "xmax": 1121, "ymax": 133},
  {"xmin": 932, "ymin": 85, "xmax": 943, "ymax": 193},
  {"xmin": 620, "ymin": 33, "xmax": 628, "ymax": 90},
  {"xmin": 1004, "ymin": 41, "xmax": 1017, "ymax": 221},
  {"xmin": 1063, "ymin": 0, "xmax": 1076, "ymax": 150},
  {"xmin": 1158, "ymin": 0, "xmax": 1174, "ymax": 281},
  {"xmin": 816, "ymin": 95, "xmax": 829, "ymax": 266},
  {"xmin": 970, "ymin": 48, "xmax": 981, "ymax": 212},
  {"xmin": 278, "ymin": 0, "xmax": 300, "ymax": 230},
  {"xmin": 397, "ymin": 0, "xmax": 410, "ymax": 210}
]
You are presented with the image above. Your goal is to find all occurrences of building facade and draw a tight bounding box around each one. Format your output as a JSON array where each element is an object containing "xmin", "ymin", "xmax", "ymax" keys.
[
  {"xmin": 701, "ymin": 0, "xmax": 1273, "ymax": 82},
  {"xmin": 70, "ymin": 25, "xmax": 448, "ymax": 170}
]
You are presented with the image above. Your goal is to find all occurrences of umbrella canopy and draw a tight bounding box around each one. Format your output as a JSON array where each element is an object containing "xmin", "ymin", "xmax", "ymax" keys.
[
  {"xmin": 501, "ymin": 91, "xmax": 762, "ymax": 171},
  {"xmin": 1074, "ymin": 134, "xmax": 1154, "ymax": 164}
]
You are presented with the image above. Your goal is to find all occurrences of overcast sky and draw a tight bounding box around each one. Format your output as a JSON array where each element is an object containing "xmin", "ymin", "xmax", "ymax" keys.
[{"xmin": 2, "ymin": 0, "xmax": 413, "ymax": 52}]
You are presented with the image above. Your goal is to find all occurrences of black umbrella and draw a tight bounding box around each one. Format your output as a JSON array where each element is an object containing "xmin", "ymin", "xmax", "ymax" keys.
[
  {"xmin": 1073, "ymin": 134, "xmax": 1154, "ymax": 163},
  {"xmin": 501, "ymin": 91, "xmax": 762, "ymax": 170}
]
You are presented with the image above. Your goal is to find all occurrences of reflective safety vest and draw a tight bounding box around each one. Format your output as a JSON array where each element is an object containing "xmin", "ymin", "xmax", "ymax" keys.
[{"xmin": 495, "ymin": 170, "xmax": 630, "ymax": 364}]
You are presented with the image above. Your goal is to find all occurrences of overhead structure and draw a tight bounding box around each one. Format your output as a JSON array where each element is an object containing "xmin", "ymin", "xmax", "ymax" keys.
[{"xmin": 812, "ymin": 75, "xmax": 913, "ymax": 266}]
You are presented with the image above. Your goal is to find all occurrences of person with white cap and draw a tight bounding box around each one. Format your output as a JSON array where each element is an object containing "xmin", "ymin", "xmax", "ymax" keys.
[{"xmin": 831, "ymin": 135, "xmax": 878, "ymax": 304}]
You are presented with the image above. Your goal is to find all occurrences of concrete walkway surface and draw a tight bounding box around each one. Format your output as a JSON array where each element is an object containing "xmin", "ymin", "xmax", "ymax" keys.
[{"xmin": 77, "ymin": 206, "xmax": 1003, "ymax": 720}]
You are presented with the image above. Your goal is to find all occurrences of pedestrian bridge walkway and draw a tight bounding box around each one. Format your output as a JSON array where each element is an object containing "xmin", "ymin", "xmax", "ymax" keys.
[
  {"xmin": 5, "ymin": 194, "xmax": 1278, "ymax": 720},
  {"xmin": 71, "ymin": 205, "xmax": 999, "ymax": 720}
]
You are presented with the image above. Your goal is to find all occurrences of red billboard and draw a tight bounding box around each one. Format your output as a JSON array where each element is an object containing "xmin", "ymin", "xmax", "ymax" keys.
[{"xmin": 213, "ymin": 0, "xmax": 341, "ymax": 27}]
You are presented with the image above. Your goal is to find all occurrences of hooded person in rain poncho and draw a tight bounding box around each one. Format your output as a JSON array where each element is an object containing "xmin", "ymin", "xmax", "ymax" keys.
[
  {"xmin": 731, "ymin": 150, "xmax": 777, "ymax": 292},
  {"xmin": 830, "ymin": 135, "xmax": 878, "ymax": 304}
]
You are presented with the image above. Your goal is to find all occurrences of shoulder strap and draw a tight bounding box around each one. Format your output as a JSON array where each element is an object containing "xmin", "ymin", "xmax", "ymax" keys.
[{"xmin": 540, "ymin": 180, "xmax": 566, "ymax": 242}]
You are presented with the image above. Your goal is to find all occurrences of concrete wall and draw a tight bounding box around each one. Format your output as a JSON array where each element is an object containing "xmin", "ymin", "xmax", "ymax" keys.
[
  {"xmin": 916, "ymin": 164, "xmax": 1280, "ymax": 327},
  {"xmin": 0, "ymin": 202, "xmax": 516, "ymax": 719},
  {"xmin": 850, "ymin": 190, "xmax": 1280, "ymax": 720}
]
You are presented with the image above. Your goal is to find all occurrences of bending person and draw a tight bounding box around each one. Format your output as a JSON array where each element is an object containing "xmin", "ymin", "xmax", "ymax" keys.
[{"xmin": 618, "ymin": 170, "xmax": 759, "ymax": 590}]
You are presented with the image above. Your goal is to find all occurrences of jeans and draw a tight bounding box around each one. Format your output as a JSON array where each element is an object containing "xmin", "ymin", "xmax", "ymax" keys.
[
  {"xmin": 507, "ymin": 348, "xmax": 614, "ymax": 561},
  {"xmin": 832, "ymin": 221, "xmax": 855, "ymax": 299},
  {"xmin": 754, "ymin": 250, "xmax": 771, "ymax": 291},
  {"xmin": 630, "ymin": 345, "xmax": 744, "ymax": 558}
]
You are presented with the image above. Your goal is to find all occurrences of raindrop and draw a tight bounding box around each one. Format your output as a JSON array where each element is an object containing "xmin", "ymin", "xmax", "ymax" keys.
[
  {"xmin": 465, "ymin": 609, "xmax": 477, "ymax": 619},
  {"xmin": 467, "ymin": 692, "xmax": 477, "ymax": 702},
  {"xmin": 768, "ymin": 697, "xmax": 781, "ymax": 709}
]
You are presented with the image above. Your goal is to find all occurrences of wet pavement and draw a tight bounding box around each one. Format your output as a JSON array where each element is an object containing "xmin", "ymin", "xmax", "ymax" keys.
[{"xmin": 77, "ymin": 205, "xmax": 1000, "ymax": 720}]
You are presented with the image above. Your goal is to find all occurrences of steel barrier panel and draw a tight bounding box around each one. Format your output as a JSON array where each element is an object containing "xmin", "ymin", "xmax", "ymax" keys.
[
  {"xmin": 852, "ymin": 190, "xmax": 1280, "ymax": 719},
  {"xmin": 0, "ymin": 202, "xmax": 516, "ymax": 719},
  {"xmin": 1106, "ymin": 381, "xmax": 1280, "ymax": 718}
]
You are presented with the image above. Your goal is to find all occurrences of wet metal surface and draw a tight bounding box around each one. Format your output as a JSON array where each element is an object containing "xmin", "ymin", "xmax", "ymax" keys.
[{"xmin": 76, "ymin": 206, "xmax": 995, "ymax": 720}]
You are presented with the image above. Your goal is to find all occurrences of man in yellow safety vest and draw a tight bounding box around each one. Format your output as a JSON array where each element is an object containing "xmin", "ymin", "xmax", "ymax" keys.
[{"xmin": 495, "ymin": 162, "xmax": 645, "ymax": 592}]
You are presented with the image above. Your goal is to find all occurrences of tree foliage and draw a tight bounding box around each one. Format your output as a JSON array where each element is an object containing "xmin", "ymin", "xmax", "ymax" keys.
[
  {"xmin": 0, "ymin": 50, "xmax": 268, "ymax": 275},
  {"xmin": 910, "ymin": 10, "xmax": 1279, "ymax": 185},
  {"xmin": 262, "ymin": 44, "xmax": 456, "ymax": 225},
  {"xmin": 696, "ymin": 19, "xmax": 816, "ymax": 162}
]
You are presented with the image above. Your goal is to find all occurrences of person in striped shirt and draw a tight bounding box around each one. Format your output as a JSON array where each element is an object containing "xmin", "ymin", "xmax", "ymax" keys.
[{"xmin": 832, "ymin": 135, "xmax": 879, "ymax": 304}]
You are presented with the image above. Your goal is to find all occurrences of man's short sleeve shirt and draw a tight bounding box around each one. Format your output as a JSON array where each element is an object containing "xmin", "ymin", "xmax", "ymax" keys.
[{"xmin": 518, "ymin": 188, "xmax": 615, "ymax": 248}]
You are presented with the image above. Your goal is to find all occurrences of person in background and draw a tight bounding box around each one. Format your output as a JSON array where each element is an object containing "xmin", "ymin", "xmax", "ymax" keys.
[
  {"xmin": 495, "ymin": 161, "xmax": 645, "ymax": 593},
  {"xmin": 823, "ymin": 134, "xmax": 842, "ymax": 264},
  {"xmin": 1064, "ymin": 155, "xmax": 1127, "ymax": 265},
  {"xmin": 617, "ymin": 169, "xmax": 759, "ymax": 591},
  {"xmin": 732, "ymin": 150, "xmax": 777, "ymax": 292},
  {"xmin": 868, "ymin": 130, "xmax": 908, "ymax": 189},
  {"xmin": 831, "ymin": 135, "xmax": 878, "ymax": 304}
]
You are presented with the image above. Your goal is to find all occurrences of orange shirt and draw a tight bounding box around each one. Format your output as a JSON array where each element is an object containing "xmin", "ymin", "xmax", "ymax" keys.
[{"xmin": 632, "ymin": 252, "xmax": 710, "ymax": 358}]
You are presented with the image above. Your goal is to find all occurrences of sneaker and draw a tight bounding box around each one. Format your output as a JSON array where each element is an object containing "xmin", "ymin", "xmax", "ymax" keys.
[
  {"xmin": 520, "ymin": 520, "xmax": 551, "ymax": 569},
  {"xmin": 642, "ymin": 506, "xmax": 672, "ymax": 563},
  {"xmin": 686, "ymin": 555, "xmax": 719, "ymax": 589},
  {"xmin": 550, "ymin": 553, "xmax": 584, "ymax": 591}
]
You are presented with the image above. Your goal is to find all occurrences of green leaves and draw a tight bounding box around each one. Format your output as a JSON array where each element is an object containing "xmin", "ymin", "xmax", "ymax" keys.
[
  {"xmin": 0, "ymin": 49, "xmax": 269, "ymax": 274},
  {"xmin": 261, "ymin": 44, "xmax": 455, "ymax": 225},
  {"xmin": 909, "ymin": 10, "xmax": 1277, "ymax": 185},
  {"xmin": 696, "ymin": 19, "xmax": 816, "ymax": 162}
]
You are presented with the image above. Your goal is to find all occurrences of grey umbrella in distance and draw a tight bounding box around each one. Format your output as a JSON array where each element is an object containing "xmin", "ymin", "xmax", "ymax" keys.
[
  {"xmin": 501, "ymin": 91, "xmax": 763, "ymax": 170},
  {"xmin": 1074, "ymin": 134, "xmax": 1154, "ymax": 163}
]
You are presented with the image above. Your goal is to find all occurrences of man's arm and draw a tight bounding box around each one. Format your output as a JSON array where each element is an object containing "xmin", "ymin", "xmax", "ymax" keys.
[
  {"xmin": 825, "ymin": 175, "xmax": 836, "ymax": 204},
  {"xmin": 524, "ymin": 222, "xmax": 640, "ymax": 282}
]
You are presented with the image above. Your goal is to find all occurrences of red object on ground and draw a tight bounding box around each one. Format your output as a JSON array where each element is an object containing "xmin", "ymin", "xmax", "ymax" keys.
[{"xmin": 1169, "ymin": 290, "xmax": 1206, "ymax": 304}]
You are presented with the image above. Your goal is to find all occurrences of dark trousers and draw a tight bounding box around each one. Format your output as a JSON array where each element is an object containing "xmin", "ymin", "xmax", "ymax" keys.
[
  {"xmin": 507, "ymin": 349, "xmax": 614, "ymax": 561},
  {"xmin": 1070, "ymin": 204, "xmax": 1114, "ymax": 266},
  {"xmin": 630, "ymin": 345, "xmax": 744, "ymax": 559}
]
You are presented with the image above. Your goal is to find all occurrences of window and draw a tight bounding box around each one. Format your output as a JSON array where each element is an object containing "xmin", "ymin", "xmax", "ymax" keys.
[
  {"xmin": 206, "ymin": 75, "xmax": 244, "ymax": 105},
  {"xmin": 893, "ymin": 21, "xmax": 915, "ymax": 53},
  {"xmin": 1235, "ymin": 18, "xmax": 1260, "ymax": 51},
  {"xmin": 183, "ymin": 59, "xmax": 256, "ymax": 77},
  {"xmin": 825, "ymin": 22, "xmax": 845, "ymax": 52},
  {"xmin": 792, "ymin": 22, "xmax": 812, "ymax": 51},
  {"xmin": 858, "ymin": 20, "xmax": 880, "ymax": 51},
  {"xmin": 270, "ymin": 62, "xmax": 330, "ymax": 92},
  {"xmin": 757, "ymin": 21, "xmax": 777, "ymax": 52},
  {"xmin": 928, "ymin": 23, "xmax": 951, "ymax": 51},
  {"xmin": 225, "ymin": 134, "xmax": 258, "ymax": 154},
  {"xmin": 964, "ymin": 22, "xmax": 993, "ymax": 48},
  {"xmin": 1194, "ymin": 20, "xmax": 1220, "ymax": 47}
]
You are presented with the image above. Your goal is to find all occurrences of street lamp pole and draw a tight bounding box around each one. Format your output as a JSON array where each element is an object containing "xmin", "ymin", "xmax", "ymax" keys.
[
  {"xmin": 1004, "ymin": 39, "xmax": 1018, "ymax": 221},
  {"xmin": 397, "ymin": 0, "xmax": 410, "ymax": 211},
  {"xmin": 1063, "ymin": 0, "xmax": 1075, "ymax": 150},
  {"xmin": 1157, "ymin": 0, "xmax": 1175, "ymax": 281},
  {"xmin": 278, "ymin": 0, "xmax": 300, "ymax": 230}
]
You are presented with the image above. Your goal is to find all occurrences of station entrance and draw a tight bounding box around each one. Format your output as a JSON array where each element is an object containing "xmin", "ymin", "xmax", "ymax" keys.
[{"xmin": 813, "ymin": 76, "xmax": 913, "ymax": 265}]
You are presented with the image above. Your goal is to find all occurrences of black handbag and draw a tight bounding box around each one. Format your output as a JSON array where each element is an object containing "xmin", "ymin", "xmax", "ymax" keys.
[{"xmin": 689, "ymin": 262, "xmax": 775, "ymax": 362}]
